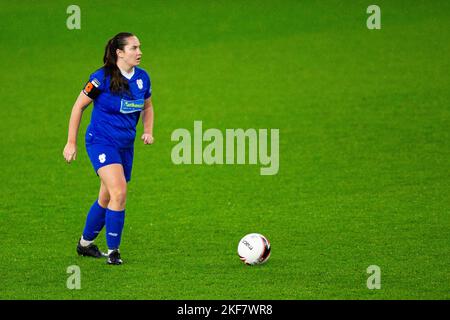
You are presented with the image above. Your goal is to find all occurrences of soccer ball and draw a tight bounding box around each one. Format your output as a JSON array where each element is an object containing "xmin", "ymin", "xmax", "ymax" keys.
[{"xmin": 237, "ymin": 233, "xmax": 271, "ymax": 265}]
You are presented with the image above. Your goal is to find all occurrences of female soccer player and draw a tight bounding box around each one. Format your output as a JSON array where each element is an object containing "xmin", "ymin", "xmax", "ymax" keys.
[{"xmin": 63, "ymin": 32, "xmax": 154, "ymax": 265}]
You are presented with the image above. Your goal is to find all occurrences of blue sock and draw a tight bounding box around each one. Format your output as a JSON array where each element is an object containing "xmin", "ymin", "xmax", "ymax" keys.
[
  {"xmin": 106, "ymin": 208, "xmax": 125, "ymax": 250},
  {"xmin": 82, "ymin": 200, "xmax": 106, "ymax": 241}
]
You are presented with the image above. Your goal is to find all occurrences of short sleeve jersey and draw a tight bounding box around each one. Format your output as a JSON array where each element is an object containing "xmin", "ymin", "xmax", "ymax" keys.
[{"xmin": 82, "ymin": 66, "xmax": 152, "ymax": 148}]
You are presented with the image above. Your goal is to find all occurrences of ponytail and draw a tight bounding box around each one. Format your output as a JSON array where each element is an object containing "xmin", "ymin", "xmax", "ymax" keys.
[{"xmin": 103, "ymin": 32, "xmax": 134, "ymax": 94}]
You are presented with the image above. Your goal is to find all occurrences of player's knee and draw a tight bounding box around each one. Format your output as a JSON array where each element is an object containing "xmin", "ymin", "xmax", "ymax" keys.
[
  {"xmin": 109, "ymin": 187, "xmax": 127, "ymax": 206},
  {"xmin": 98, "ymin": 187, "xmax": 110, "ymax": 207},
  {"xmin": 98, "ymin": 194, "xmax": 110, "ymax": 208}
]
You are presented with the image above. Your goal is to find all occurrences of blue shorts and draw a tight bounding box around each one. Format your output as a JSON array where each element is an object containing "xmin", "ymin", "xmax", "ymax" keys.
[{"xmin": 86, "ymin": 143, "xmax": 134, "ymax": 182}]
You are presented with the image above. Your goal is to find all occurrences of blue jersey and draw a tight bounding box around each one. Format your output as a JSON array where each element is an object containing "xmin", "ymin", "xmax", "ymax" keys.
[{"xmin": 83, "ymin": 66, "xmax": 152, "ymax": 148}]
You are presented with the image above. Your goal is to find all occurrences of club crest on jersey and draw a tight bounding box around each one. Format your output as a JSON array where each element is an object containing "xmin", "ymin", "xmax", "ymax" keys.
[{"xmin": 136, "ymin": 79, "xmax": 143, "ymax": 90}]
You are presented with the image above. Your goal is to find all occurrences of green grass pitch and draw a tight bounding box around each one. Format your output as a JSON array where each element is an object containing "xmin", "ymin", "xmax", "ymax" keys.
[{"xmin": 0, "ymin": 0, "xmax": 449, "ymax": 299}]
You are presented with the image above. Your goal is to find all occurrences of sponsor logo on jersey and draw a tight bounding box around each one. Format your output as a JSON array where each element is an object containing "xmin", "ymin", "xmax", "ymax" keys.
[{"xmin": 120, "ymin": 99, "xmax": 145, "ymax": 114}]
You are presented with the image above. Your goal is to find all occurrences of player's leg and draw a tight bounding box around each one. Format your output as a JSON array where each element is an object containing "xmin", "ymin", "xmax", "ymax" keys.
[
  {"xmin": 77, "ymin": 179, "xmax": 110, "ymax": 258},
  {"xmin": 98, "ymin": 163, "xmax": 127, "ymax": 210},
  {"xmin": 98, "ymin": 180, "xmax": 110, "ymax": 208},
  {"xmin": 97, "ymin": 163, "xmax": 127, "ymax": 265},
  {"xmin": 82, "ymin": 180, "xmax": 110, "ymax": 240},
  {"xmin": 78, "ymin": 144, "xmax": 119, "ymax": 258}
]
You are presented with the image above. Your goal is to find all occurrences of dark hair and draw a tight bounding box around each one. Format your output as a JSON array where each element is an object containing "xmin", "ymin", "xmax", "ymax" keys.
[{"xmin": 103, "ymin": 32, "xmax": 134, "ymax": 94}]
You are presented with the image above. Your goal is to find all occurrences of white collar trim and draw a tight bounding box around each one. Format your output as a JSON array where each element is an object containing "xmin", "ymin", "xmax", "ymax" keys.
[{"xmin": 119, "ymin": 67, "xmax": 135, "ymax": 80}]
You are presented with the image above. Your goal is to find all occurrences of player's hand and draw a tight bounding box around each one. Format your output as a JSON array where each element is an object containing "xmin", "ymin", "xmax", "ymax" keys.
[
  {"xmin": 141, "ymin": 133, "xmax": 154, "ymax": 145},
  {"xmin": 63, "ymin": 142, "xmax": 77, "ymax": 163}
]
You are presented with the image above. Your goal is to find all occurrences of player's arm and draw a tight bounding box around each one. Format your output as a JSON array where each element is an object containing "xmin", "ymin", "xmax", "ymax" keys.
[
  {"xmin": 141, "ymin": 97, "xmax": 154, "ymax": 145},
  {"xmin": 63, "ymin": 91, "xmax": 93, "ymax": 163}
]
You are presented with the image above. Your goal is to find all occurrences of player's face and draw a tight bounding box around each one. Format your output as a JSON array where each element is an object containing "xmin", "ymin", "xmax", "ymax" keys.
[{"xmin": 118, "ymin": 36, "xmax": 142, "ymax": 67}]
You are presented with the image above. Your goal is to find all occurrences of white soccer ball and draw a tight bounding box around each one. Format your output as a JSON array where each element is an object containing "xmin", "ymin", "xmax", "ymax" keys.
[{"xmin": 237, "ymin": 233, "xmax": 271, "ymax": 265}]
